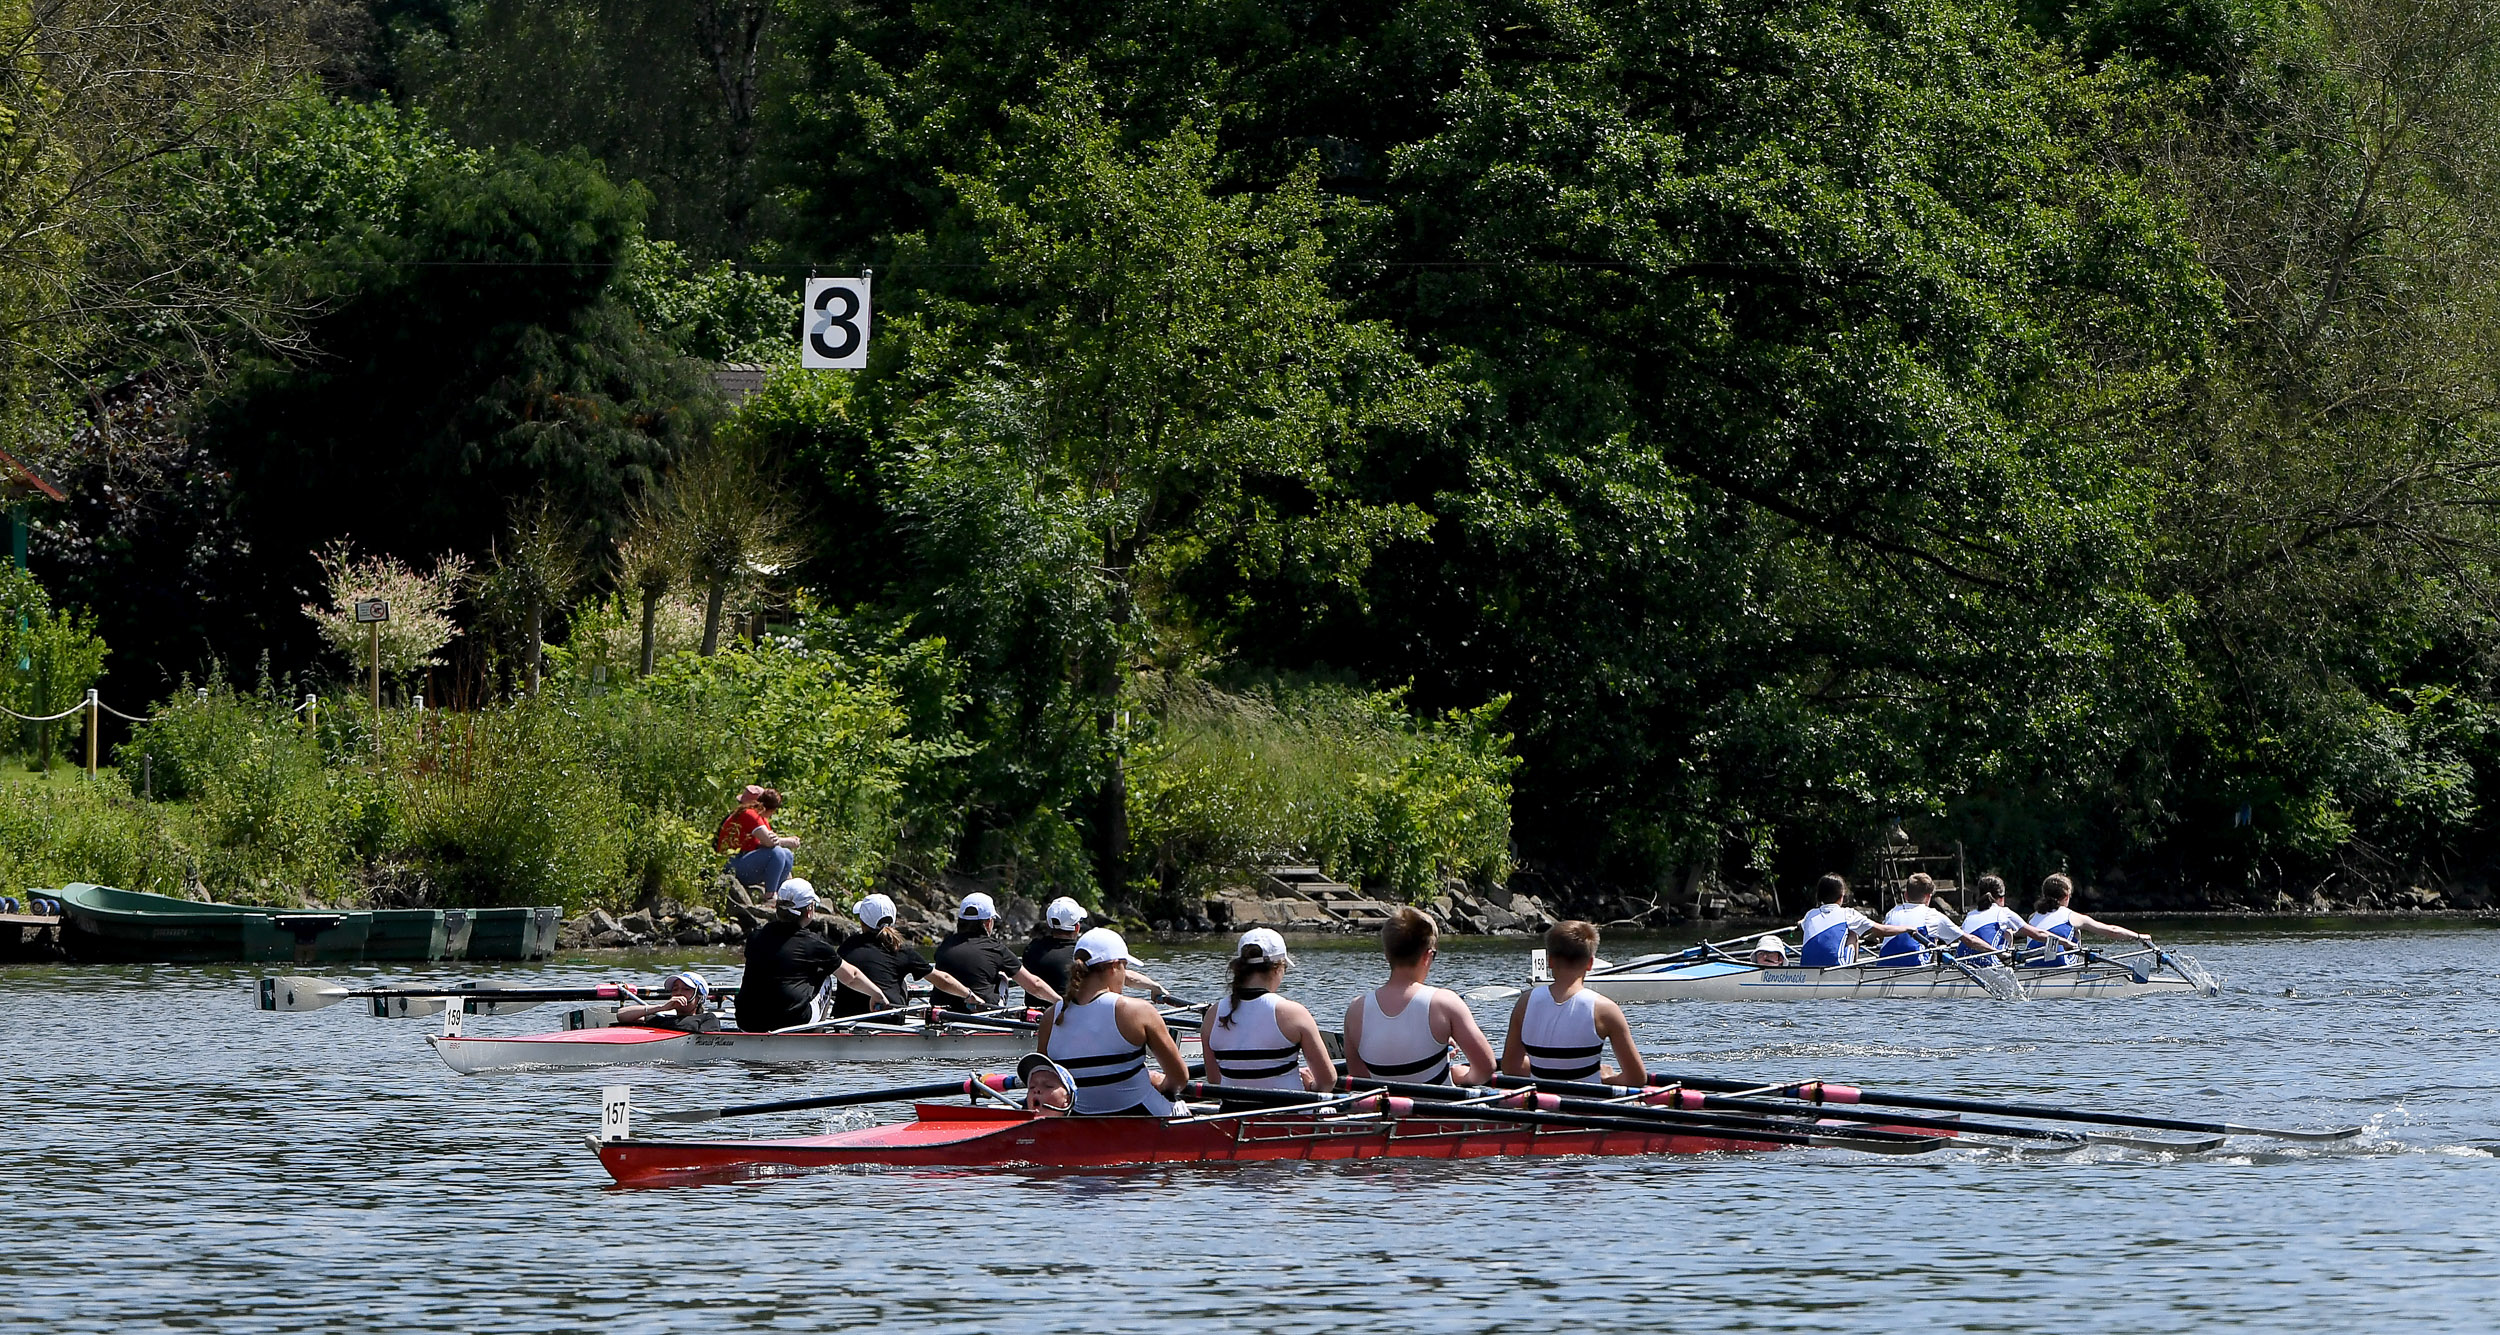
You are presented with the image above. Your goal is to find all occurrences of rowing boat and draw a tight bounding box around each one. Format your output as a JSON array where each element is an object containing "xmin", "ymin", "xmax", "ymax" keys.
[
  {"xmin": 1548, "ymin": 946, "xmax": 2216, "ymax": 1002},
  {"xmin": 593, "ymin": 1100, "xmax": 1790, "ymax": 1184}
]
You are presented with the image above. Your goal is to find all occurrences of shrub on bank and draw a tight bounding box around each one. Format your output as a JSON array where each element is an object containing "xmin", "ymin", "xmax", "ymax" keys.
[{"xmin": 1125, "ymin": 678, "xmax": 1517, "ymax": 903}]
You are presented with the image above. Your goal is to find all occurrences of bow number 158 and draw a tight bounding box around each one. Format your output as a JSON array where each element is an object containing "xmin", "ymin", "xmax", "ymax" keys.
[{"xmin": 803, "ymin": 276, "xmax": 872, "ymax": 369}]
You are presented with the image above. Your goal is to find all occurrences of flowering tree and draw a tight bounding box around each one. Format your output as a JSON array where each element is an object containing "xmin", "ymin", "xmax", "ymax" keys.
[{"xmin": 302, "ymin": 545, "xmax": 471, "ymax": 692}]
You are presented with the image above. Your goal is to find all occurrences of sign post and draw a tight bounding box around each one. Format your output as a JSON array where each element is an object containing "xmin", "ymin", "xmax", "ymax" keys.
[
  {"xmin": 802, "ymin": 273, "xmax": 873, "ymax": 370},
  {"xmin": 354, "ymin": 599, "xmax": 390, "ymax": 711}
]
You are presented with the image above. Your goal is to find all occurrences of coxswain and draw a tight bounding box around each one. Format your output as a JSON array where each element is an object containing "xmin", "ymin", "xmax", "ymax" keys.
[
  {"xmin": 1202, "ymin": 927, "xmax": 1335, "ymax": 1093},
  {"xmin": 1342, "ymin": 907, "xmax": 1497, "ymax": 1086},
  {"xmin": 1873, "ymin": 873, "xmax": 1993, "ymax": 966},
  {"xmin": 1501, "ymin": 921, "xmax": 1644, "ymax": 1085},
  {"xmin": 714, "ymin": 785, "xmax": 800, "ymax": 896},
  {"xmin": 1021, "ymin": 896, "xmax": 1171, "ymax": 1010},
  {"xmin": 732, "ymin": 881, "xmax": 882, "ymax": 1031},
  {"xmin": 834, "ymin": 893, "xmax": 980, "ymax": 1017},
  {"xmin": 1034, "ymin": 928, "xmax": 1193, "ymax": 1115},
  {"xmin": 1797, "ymin": 874, "xmax": 1917, "ymax": 966},
  {"xmin": 1957, "ymin": 875, "xmax": 2051, "ymax": 961},
  {"xmin": 1750, "ymin": 935, "xmax": 1790, "ymax": 967},
  {"xmin": 934, "ymin": 892, "xmax": 1063, "ymax": 1013},
  {"xmin": 617, "ymin": 972, "xmax": 712, "ymax": 1031},
  {"xmin": 2026, "ymin": 874, "xmax": 2152, "ymax": 967},
  {"xmin": 1015, "ymin": 1051, "xmax": 1076, "ymax": 1117}
]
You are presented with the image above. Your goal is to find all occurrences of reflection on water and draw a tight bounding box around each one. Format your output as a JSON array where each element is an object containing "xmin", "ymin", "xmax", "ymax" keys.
[{"xmin": 6, "ymin": 922, "xmax": 2500, "ymax": 1332}]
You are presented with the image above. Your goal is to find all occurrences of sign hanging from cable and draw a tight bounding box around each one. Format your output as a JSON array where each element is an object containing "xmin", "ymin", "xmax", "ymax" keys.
[{"xmin": 802, "ymin": 273, "xmax": 872, "ymax": 369}]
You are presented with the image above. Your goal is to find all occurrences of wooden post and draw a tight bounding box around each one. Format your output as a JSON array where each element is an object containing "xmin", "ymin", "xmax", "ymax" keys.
[
  {"xmin": 304, "ymin": 693, "xmax": 318, "ymax": 734},
  {"xmin": 84, "ymin": 688, "xmax": 96, "ymax": 778}
]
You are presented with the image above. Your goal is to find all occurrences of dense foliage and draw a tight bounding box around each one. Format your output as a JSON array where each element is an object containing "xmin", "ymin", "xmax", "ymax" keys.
[{"xmin": 9, "ymin": 0, "xmax": 2500, "ymax": 911}]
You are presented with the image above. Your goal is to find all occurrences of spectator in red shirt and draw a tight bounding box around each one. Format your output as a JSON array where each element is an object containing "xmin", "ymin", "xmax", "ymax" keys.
[{"xmin": 717, "ymin": 785, "xmax": 799, "ymax": 894}]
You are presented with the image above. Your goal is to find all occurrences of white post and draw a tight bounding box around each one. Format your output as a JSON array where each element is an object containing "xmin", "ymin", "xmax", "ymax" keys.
[{"xmin": 84, "ymin": 688, "xmax": 97, "ymax": 778}]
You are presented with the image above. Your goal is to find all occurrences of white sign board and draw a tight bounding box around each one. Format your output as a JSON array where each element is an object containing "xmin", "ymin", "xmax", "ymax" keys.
[
  {"xmin": 600, "ymin": 1085, "xmax": 632, "ymax": 1141},
  {"xmin": 802, "ymin": 276, "xmax": 872, "ymax": 369},
  {"xmin": 353, "ymin": 599, "xmax": 390, "ymax": 624}
]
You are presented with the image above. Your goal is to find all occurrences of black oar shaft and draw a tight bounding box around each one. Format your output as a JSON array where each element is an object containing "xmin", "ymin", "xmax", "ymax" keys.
[
  {"xmin": 1351, "ymin": 1077, "xmax": 1936, "ymax": 1147},
  {"xmin": 1649, "ymin": 1072, "xmax": 2240, "ymax": 1137},
  {"xmin": 1490, "ymin": 1075, "xmax": 2076, "ymax": 1144},
  {"xmin": 699, "ymin": 1076, "xmax": 990, "ymax": 1120},
  {"xmin": 1196, "ymin": 1081, "xmax": 1840, "ymax": 1148}
]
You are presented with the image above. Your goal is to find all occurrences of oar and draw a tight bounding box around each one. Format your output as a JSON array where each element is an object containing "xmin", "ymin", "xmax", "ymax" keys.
[
  {"xmin": 770, "ymin": 1004, "xmax": 918, "ymax": 1033},
  {"xmin": 647, "ymin": 1073, "xmax": 1023, "ymax": 1125},
  {"xmin": 1914, "ymin": 930, "xmax": 2027, "ymax": 1002},
  {"xmin": 1492, "ymin": 1075, "xmax": 2221, "ymax": 1153},
  {"xmin": 258, "ymin": 977, "xmax": 737, "ymax": 1013},
  {"xmin": 1350, "ymin": 1075, "xmax": 1947, "ymax": 1151},
  {"xmin": 1191, "ymin": 1081, "xmax": 1943, "ymax": 1155},
  {"xmin": 1643, "ymin": 1072, "xmax": 2363, "ymax": 1142}
]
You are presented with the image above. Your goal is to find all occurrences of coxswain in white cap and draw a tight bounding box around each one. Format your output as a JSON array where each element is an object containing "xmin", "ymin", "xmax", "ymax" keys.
[
  {"xmin": 1343, "ymin": 907, "xmax": 1497, "ymax": 1086},
  {"xmin": 1019, "ymin": 895, "xmax": 1171, "ymax": 1010},
  {"xmin": 1203, "ymin": 928, "xmax": 1335, "ymax": 1093},
  {"xmin": 934, "ymin": 892, "xmax": 1065, "ymax": 1013},
  {"xmin": 617, "ymin": 971, "xmax": 713, "ymax": 1031},
  {"xmin": 1016, "ymin": 1051, "xmax": 1077, "ymax": 1117},
  {"xmin": 1750, "ymin": 935, "xmax": 1789, "ymax": 967},
  {"xmin": 1500, "ymin": 921, "xmax": 1643, "ymax": 1086},
  {"xmin": 1034, "ymin": 928, "xmax": 1192, "ymax": 1115}
]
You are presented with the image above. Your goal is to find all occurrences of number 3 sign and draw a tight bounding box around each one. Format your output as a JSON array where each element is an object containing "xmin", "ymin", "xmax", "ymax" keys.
[{"xmin": 802, "ymin": 275, "xmax": 872, "ymax": 369}]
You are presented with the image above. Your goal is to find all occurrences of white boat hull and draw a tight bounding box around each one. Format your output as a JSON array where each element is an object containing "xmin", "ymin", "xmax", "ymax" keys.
[{"xmin": 1583, "ymin": 959, "xmax": 2207, "ymax": 1002}]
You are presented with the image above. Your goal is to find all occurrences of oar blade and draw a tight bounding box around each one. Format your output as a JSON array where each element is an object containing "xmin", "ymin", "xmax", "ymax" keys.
[
  {"xmin": 1805, "ymin": 1132, "xmax": 1947, "ymax": 1155},
  {"xmin": 2223, "ymin": 1123, "xmax": 2365, "ymax": 1143},
  {"xmin": 1461, "ymin": 985, "xmax": 1523, "ymax": 1001},
  {"xmin": 2086, "ymin": 1131, "xmax": 2227, "ymax": 1153},
  {"xmin": 259, "ymin": 976, "xmax": 349, "ymax": 1012},
  {"xmin": 647, "ymin": 1108, "xmax": 723, "ymax": 1125}
]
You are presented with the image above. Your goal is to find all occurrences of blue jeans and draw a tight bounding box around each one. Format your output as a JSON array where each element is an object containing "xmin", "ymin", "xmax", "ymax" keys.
[{"xmin": 727, "ymin": 845, "xmax": 793, "ymax": 894}]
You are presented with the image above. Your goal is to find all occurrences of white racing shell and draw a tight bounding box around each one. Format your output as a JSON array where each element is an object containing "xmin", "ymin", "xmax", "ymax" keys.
[{"xmin": 1549, "ymin": 949, "xmax": 2215, "ymax": 1003}]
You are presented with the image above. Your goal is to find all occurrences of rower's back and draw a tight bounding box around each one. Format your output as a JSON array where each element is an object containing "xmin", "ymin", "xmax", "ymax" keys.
[
  {"xmin": 1208, "ymin": 992, "xmax": 1304, "ymax": 1091},
  {"xmin": 1049, "ymin": 991, "xmax": 1170, "ymax": 1115},
  {"xmin": 1351, "ymin": 908, "xmax": 1454, "ymax": 1084}
]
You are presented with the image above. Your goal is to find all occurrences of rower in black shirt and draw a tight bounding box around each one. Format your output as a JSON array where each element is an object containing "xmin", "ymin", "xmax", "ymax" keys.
[
  {"xmin": 1022, "ymin": 896, "xmax": 1174, "ymax": 1010},
  {"xmin": 934, "ymin": 893, "xmax": 1062, "ymax": 1012},
  {"xmin": 834, "ymin": 893, "xmax": 980, "ymax": 1017},
  {"xmin": 734, "ymin": 881, "xmax": 881, "ymax": 1031}
]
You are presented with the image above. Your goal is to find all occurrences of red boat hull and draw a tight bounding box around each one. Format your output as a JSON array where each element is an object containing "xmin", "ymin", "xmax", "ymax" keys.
[{"xmin": 596, "ymin": 1103, "xmax": 1787, "ymax": 1185}]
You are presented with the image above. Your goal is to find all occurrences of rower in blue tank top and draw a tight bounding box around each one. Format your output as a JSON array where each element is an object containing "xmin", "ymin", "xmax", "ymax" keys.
[
  {"xmin": 1797, "ymin": 874, "xmax": 1918, "ymax": 966},
  {"xmin": 1957, "ymin": 875, "xmax": 2052, "ymax": 962},
  {"xmin": 1873, "ymin": 873, "xmax": 1993, "ymax": 966},
  {"xmin": 2024, "ymin": 873, "xmax": 2154, "ymax": 967},
  {"xmin": 1501, "ymin": 921, "xmax": 1645, "ymax": 1085}
]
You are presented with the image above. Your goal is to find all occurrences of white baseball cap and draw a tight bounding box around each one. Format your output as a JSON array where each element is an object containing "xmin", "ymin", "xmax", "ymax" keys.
[
  {"xmin": 957, "ymin": 891, "xmax": 997, "ymax": 921},
  {"xmin": 1233, "ymin": 926, "xmax": 1291, "ymax": 964},
  {"xmin": 663, "ymin": 971, "xmax": 710, "ymax": 1002},
  {"xmin": 775, "ymin": 880, "xmax": 818, "ymax": 912},
  {"xmin": 1044, "ymin": 896, "xmax": 1087, "ymax": 931},
  {"xmin": 854, "ymin": 893, "xmax": 897, "ymax": 928},
  {"xmin": 1070, "ymin": 926, "xmax": 1135, "ymax": 968},
  {"xmin": 1753, "ymin": 935, "xmax": 1785, "ymax": 956}
]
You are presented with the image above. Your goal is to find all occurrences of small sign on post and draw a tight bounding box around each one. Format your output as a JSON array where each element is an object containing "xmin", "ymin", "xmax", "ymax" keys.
[
  {"xmin": 600, "ymin": 1085, "xmax": 632, "ymax": 1142},
  {"xmin": 802, "ymin": 274, "xmax": 872, "ymax": 370},
  {"xmin": 354, "ymin": 600, "xmax": 389, "ymax": 712}
]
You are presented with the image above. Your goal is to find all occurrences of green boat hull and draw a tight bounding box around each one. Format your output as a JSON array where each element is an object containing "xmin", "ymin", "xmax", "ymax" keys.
[
  {"xmin": 53, "ymin": 886, "xmax": 532, "ymax": 963},
  {"xmin": 465, "ymin": 906, "xmax": 561, "ymax": 960}
]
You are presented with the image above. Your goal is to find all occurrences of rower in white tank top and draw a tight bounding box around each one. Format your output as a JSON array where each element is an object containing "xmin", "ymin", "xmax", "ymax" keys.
[
  {"xmin": 1357, "ymin": 986, "xmax": 1455, "ymax": 1084},
  {"xmin": 1516, "ymin": 983, "xmax": 1604, "ymax": 1081},
  {"xmin": 1207, "ymin": 992, "xmax": 1305, "ymax": 1092},
  {"xmin": 1047, "ymin": 991, "xmax": 1172, "ymax": 1115}
]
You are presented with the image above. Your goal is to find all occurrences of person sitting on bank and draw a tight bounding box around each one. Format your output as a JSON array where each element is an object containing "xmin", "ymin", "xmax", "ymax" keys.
[
  {"xmin": 1021, "ymin": 896, "xmax": 1173, "ymax": 1010},
  {"xmin": 733, "ymin": 882, "xmax": 883, "ymax": 1031},
  {"xmin": 1502, "ymin": 921, "xmax": 1645, "ymax": 1086},
  {"xmin": 833, "ymin": 893, "xmax": 981, "ymax": 1018},
  {"xmin": 1798, "ymin": 874, "xmax": 1918, "ymax": 966},
  {"xmin": 934, "ymin": 892, "xmax": 1062, "ymax": 1013},
  {"xmin": 617, "ymin": 972, "xmax": 713, "ymax": 1031},
  {"xmin": 716, "ymin": 786, "xmax": 800, "ymax": 896},
  {"xmin": 1874, "ymin": 873, "xmax": 1994, "ymax": 966},
  {"xmin": 2027, "ymin": 873, "xmax": 2153, "ymax": 967},
  {"xmin": 1343, "ymin": 907, "xmax": 1498, "ymax": 1087}
]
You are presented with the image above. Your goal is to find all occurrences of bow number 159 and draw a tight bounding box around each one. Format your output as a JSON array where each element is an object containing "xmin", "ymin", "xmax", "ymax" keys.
[{"xmin": 803, "ymin": 276, "xmax": 872, "ymax": 370}]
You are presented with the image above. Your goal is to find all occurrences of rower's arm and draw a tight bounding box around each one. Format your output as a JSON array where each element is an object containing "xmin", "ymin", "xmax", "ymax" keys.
[
  {"xmin": 2075, "ymin": 914, "xmax": 2149, "ymax": 943},
  {"xmin": 1128, "ymin": 1001, "xmax": 1191, "ymax": 1096},
  {"xmin": 1441, "ymin": 992, "xmax": 1500, "ymax": 1087},
  {"xmin": 1034, "ymin": 1005, "xmax": 1057, "ymax": 1056},
  {"xmin": 1011, "ymin": 965, "xmax": 1061, "ymax": 1005},
  {"xmin": 1595, "ymin": 997, "xmax": 1645, "ymax": 1087},
  {"xmin": 1866, "ymin": 921, "xmax": 1916, "ymax": 936},
  {"xmin": 1125, "ymin": 969, "xmax": 1171, "ymax": 1000},
  {"xmin": 833, "ymin": 961, "xmax": 885, "ymax": 1006},
  {"xmin": 1281, "ymin": 1001, "xmax": 1335, "ymax": 1092},
  {"xmin": 1497, "ymin": 993, "xmax": 1532, "ymax": 1078},
  {"xmin": 1342, "ymin": 998, "xmax": 1369, "ymax": 1078},
  {"xmin": 925, "ymin": 968, "xmax": 978, "ymax": 1001},
  {"xmin": 1198, "ymin": 1004, "xmax": 1224, "ymax": 1083}
]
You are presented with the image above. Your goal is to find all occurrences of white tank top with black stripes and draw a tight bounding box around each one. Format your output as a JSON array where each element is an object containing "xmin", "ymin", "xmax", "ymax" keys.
[
  {"xmin": 1208, "ymin": 992, "xmax": 1304, "ymax": 1092},
  {"xmin": 1518, "ymin": 984, "xmax": 1605, "ymax": 1081},
  {"xmin": 1357, "ymin": 985, "xmax": 1451, "ymax": 1084},
  {"xmin": 1048, "ymin": 992, "xmax": 1171, "ymax": 1115}
]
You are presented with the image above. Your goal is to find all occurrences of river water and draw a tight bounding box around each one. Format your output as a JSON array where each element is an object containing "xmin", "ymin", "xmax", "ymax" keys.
[{"xmin": 7, "ymin": 919, "xmax": 2497, "ymax": 1333}]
